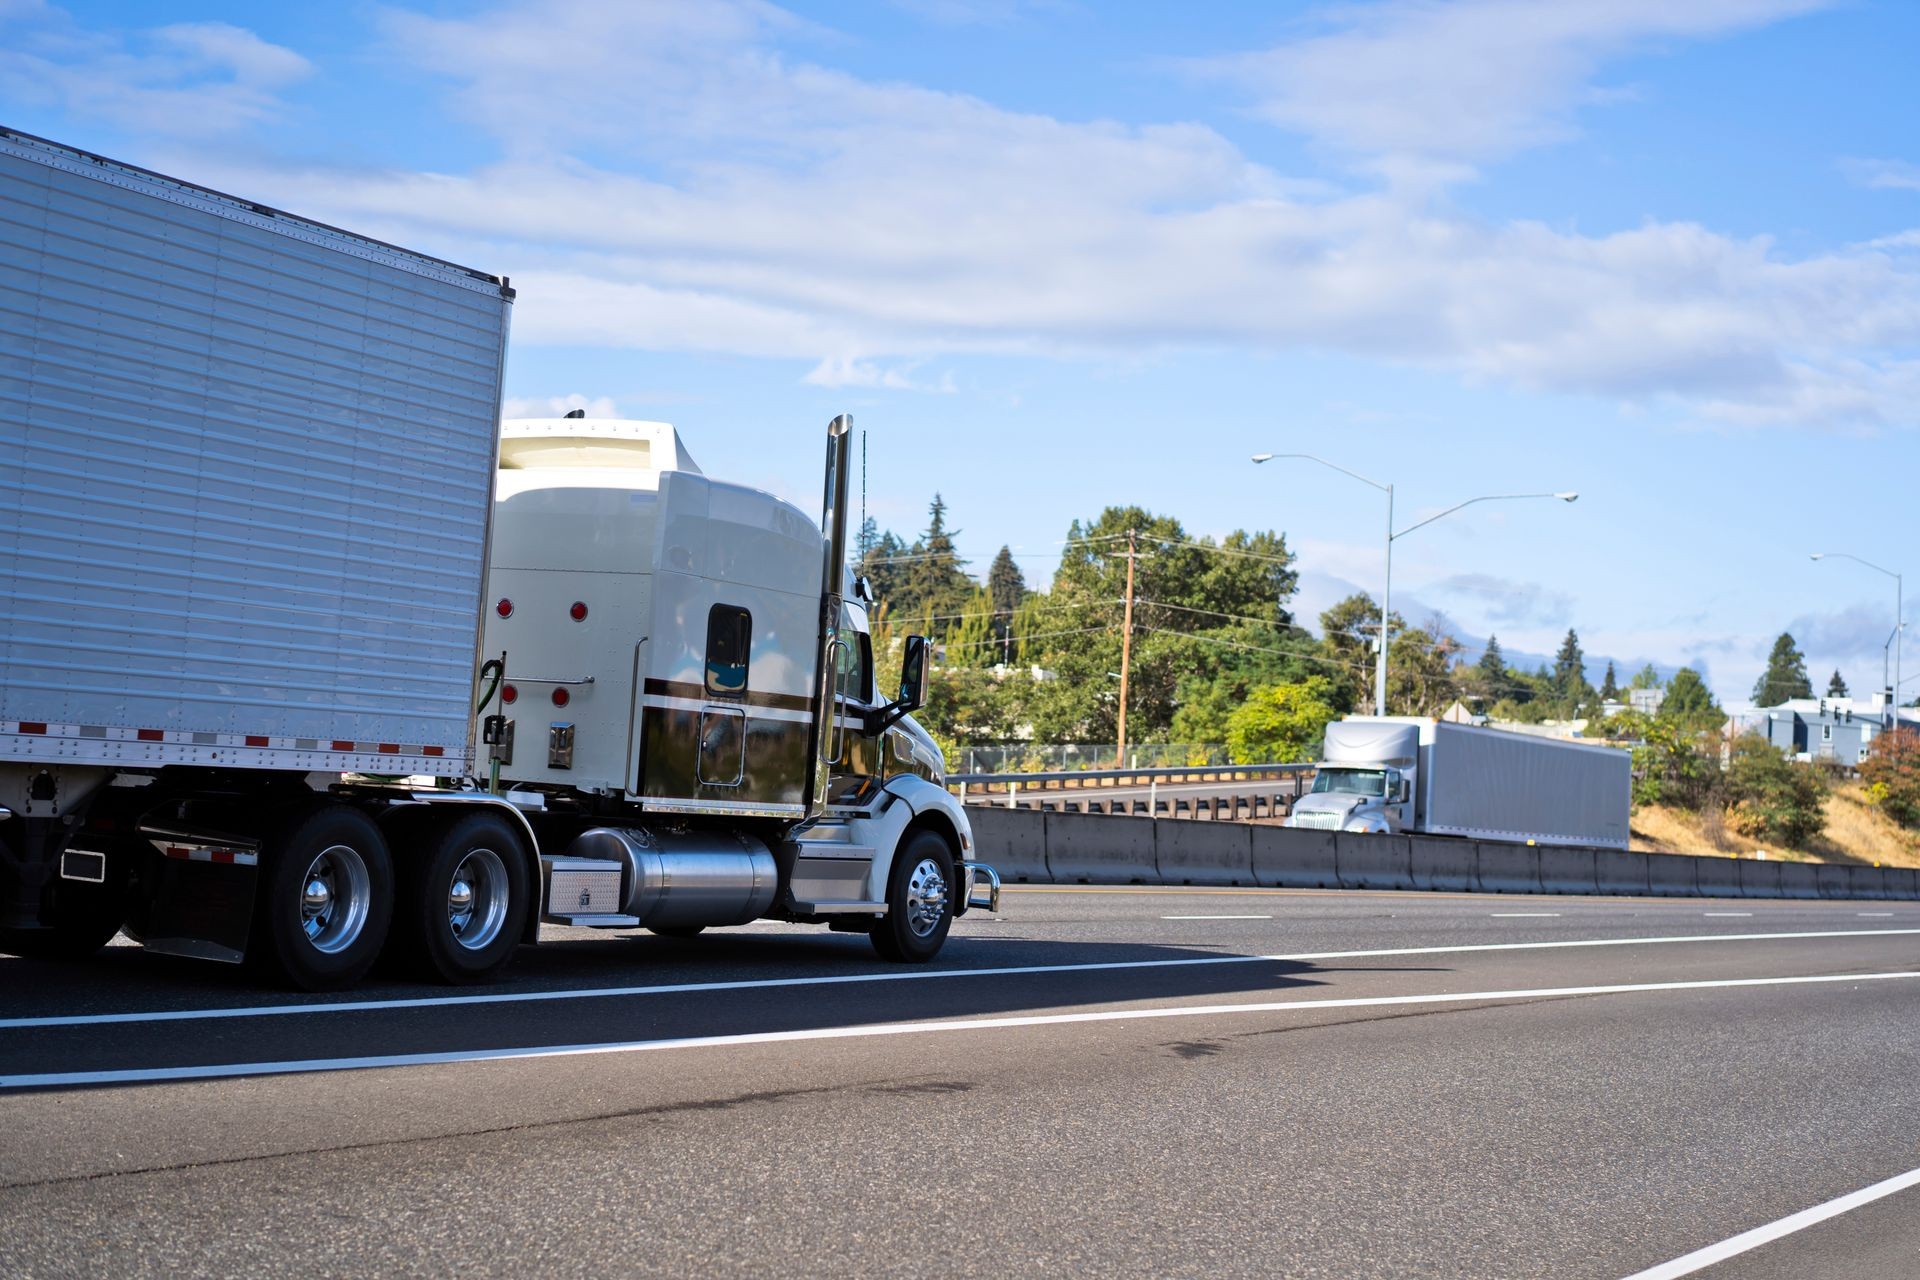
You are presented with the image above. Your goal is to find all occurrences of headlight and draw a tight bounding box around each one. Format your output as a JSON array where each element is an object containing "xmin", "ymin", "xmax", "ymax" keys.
[{"xmin": 1343, "ymin": 817, "xmax": 1388, "ymax": 834}]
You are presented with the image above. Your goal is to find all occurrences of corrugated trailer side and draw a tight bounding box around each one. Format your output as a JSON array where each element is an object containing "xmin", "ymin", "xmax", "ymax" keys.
[
  {"xmin": 1422, "ymin": 721, "xmax": 1631, "ymax": 850},
  {"xmin": 0, "ymin": 129, "xmax": 512, "ymax": 776}
]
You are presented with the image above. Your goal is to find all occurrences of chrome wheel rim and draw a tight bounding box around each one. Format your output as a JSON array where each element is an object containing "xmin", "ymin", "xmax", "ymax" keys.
[
  {"xmin": 300, "ymin": 845, "xmax": 370, "ymax": 955},
  {"xmin": 448, "ymin": 847, "xmax": 509, "ymax": 951},
  {"xmin": 904, "ymin": 857, "xmax": 948, "ymax": 938}
]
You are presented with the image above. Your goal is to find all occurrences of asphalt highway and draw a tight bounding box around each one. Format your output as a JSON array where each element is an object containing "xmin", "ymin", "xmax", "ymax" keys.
[{"xmin": 4, "ymin": 888, "xmax": 1919, "ymax": 1278}]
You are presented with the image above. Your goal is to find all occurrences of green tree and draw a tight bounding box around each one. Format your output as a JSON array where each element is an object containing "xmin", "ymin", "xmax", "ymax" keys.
[
  {"xmin": 1827, "ymin": 669, "xmax": 1849, "ymax": 698},
  {"xmin": 1860, "ymin": 726, "xmax": 1920, "ymax": 826},
  {"xmin": 1752, "ymin": 632, "xmax": 1813, "ymax": 706},
  {"xmin": 1599, "ymin": 661, "xmax": 1620, "ymax": 702},
  {"xmin": 987, "ymin": 546, "xmax": 1025, "ymax": 615},
  {"xmin": 1225, "ymin": 677, "xmax": 1341, "ymax": 764},
  {"xmin": 1551, "ymin": 628, "xmax": 1591, "ymax": 713},
  {"xmin": 896, "ymin": 494, "xmax": 974, "ymax": 621},
  {"xmin": 1630, "ymin": 663, "xmax": 1664, "ymax": 691},
  {"xmin": 1658, "ymin": 667, "xmax": 1725, "ymax": 733},
  {"xmin": 1723, "ymin": 734, "xmax": 1829, "ymax": 847},
  {"xmin": 1319, "ymin": 592, "xmax": 1394, "ymax": 710},
  {"xmin": 1631, "ymin": 719, "xmax": 1718, "ymax": 810}
]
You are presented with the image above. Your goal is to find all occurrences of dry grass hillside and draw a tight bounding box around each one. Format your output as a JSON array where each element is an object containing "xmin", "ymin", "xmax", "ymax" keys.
[{"xmin": 1631, "ymin": 779, "xmax": 1920, "ymax": 868}]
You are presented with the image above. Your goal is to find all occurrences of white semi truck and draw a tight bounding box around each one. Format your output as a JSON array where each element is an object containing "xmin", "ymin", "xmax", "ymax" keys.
[
  {"xmin": 1287, "ymin": 717, "xmax": 1631, "ymax": 850},
  {"xmin": 0, "ymin": 128, "xmax": 994, "ymax": 990}
]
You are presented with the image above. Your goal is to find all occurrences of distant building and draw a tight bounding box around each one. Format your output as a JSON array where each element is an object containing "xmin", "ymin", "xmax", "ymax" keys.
[
  {"xmin": 1730, "ymin": 692, "xmax": 1919, "ymax": 766},
  {"xmin": 1628, "ymin": 687, "xmax": 1666, "ymax": 715},
  {"xmin": 1440, "ymin": 701, "xmax": 1487, "ymax": 726}
]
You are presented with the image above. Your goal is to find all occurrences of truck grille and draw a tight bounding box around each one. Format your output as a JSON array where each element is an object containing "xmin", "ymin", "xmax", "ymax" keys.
[{"xmin": 1291, "ymin": 811, "xmax": 1341, "ymax": 831}]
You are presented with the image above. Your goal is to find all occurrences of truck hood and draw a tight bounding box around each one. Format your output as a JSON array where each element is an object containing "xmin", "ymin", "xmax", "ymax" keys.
[{"xmin": 1289, "ymin": 793, "xmax": 1370, "ymax": 830}]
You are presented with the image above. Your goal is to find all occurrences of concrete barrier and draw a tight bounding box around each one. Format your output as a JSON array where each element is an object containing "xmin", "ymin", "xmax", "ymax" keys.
[
  {"xmin": 1407, "ymin": 835, "xmax": 1476, "ymax": 892},
  {"xmin": 1536, "ymin": 845, "xmax": 1598, "ymax": 895},
  {"xmin": 966, "ymin": 806, "xmax": 1051, "ymax": 883},
  {"xmin": 1155, "ymin": 819, "xmax": 1254, "ymax": 886},
  {"xmin": 1777, "ymin": 862, "xmax": 1819, "ymax": 898},
  {"xmin": 1335, "ymin": 832, "xmax": 1413, "ymax": 890},
  {"xmin": 1475, "ymin": 841, "xmax": 1541, "ymax": 893},
  {"xmin": 1849, "ymin": 866, "xmax": 1890, "ymax": 901},
  {"xmin": 1887, "ymin": 868, "xmax": 1920, "ymax": 900},
  {"xmin": 1692, "ymin": 856, "xmax": 1741, "ymax": 899},
  {"xmin": 1814, "ymin": 864, "xmax": 1852, "ymax": 899},
  {"xmin": 1738, "ymin": 858, "xmax": 1783, "ymax": 899},
  {"xmin": 1251, "ymin": 826, "xmax": 1339, "ymax": 889},
  {"xmin": 1644, "ymin": 851, "xmax": 1700, "ymax": 897},
  {"xmin": 1044, "ymin": 811, "xmax": 1159, "ymax": 885},
  {"xmin": 1594, "ymin": 849, "xmax": 1649, "ymax": 896}
]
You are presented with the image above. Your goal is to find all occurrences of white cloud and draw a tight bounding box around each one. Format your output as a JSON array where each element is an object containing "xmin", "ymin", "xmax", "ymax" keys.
[
  {"xmin": 1430, "ymin": 572, "xmax": 1574, "ymax": 627},
  {"xmin": 1843, "ymin": 157, "xmax": 1920, "ymax": 192},
  {"xmin": 500, "ymin": 392, "xmax": 621, "ymax": 419},
  {"xmin": 802, "ymin": 357, "xmax": 956, "ymax": 392},
  {"xmin": 0, "ymin": 4, "xmax": 310, "ymax": 134},
  {"xmin": 23, "ymin": 0, "xmax": 1917, "ymax": 431},
  {"xmin": 1192, "ymin": 0, "xmax": 1832, "ymax": 177}
]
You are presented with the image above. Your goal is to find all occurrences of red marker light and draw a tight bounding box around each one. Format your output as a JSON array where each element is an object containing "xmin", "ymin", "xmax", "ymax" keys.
[
  {"xmin": 570, "ymin": 601, "xmax": 588, "ymax": 621},
  {"xmin": 495, "ymin": 598, "xmax": 514, "ymax": 618},
  {"xmin": 551, "ymin": 687, "xmax": 570, "ymax": 707},
  {"xmin": 501, "ymin": 684, "xmax": 518, "ymax": 705}
]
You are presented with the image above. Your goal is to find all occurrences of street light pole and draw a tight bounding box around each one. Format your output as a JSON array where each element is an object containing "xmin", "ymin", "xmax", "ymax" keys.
[
  {"xmin": 1811, "ymin": 552, "xmax": 1903, "ymax": 727},
  {"xmin": 1253, "ymin": 453, "xmax": 1576, "ymax": 717}
]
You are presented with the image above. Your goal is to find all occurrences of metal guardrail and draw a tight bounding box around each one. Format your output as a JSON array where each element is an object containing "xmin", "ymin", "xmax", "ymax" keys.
[
  {"xmin": 947, "ymin": 762, "xmax": 1316, "ymax": 814},
  {"xmin": 947, "ymin": 761, "xmax": 1312, "ymax": 789}
]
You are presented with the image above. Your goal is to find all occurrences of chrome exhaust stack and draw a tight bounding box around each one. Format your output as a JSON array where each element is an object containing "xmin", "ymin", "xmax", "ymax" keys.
[{"xmin": 804, "ymin": 414, "xmax": 853, "ymax": 821}]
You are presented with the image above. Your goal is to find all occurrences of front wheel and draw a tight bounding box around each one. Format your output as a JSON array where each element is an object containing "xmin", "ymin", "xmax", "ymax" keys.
[
  {"xmin": 253, "ymin": 805, "xmax": 393, "ymax": 992},
  {"xmin": 870, "ymin": 830, "xmax": 954, "ymax": 963},
  {"xmin": 394, "ymin": 812, "xmax": 531, "ymax": 984}
]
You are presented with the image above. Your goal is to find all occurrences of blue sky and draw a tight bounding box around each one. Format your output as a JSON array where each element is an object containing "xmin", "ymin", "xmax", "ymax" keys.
[{"xmin": 5, "ymin": 0, "xmax": 1917, "ymax": 703}]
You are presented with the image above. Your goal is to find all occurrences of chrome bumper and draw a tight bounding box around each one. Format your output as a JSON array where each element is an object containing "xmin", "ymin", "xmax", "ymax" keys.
[{"xmin": 961, "ymin": 862, "xmax": 1002, "ymax": 915}]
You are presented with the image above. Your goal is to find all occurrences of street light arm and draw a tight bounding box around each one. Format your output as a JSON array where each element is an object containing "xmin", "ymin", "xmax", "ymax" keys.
[
  {"xmin": 1810, "ymin": 551, "xmax": 1900, "ymax": 583},
  {"xmin": 1250, "ymin": 452, "xmax": 1390, "ymax": 493},
  {"xmin": 1392, "ymin": 492, "xmax": 1577, "ymax": 541}
]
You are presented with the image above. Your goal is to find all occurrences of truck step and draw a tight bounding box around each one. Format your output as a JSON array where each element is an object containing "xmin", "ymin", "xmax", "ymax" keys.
[{"xmin": 791, "ymin": 899, "xmax": 887, "ymax": 914}]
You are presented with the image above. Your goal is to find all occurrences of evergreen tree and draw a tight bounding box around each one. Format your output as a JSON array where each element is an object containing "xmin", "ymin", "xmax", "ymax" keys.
[
  {"xmin": 1630, "ymin": 663, "xmax": 1663, "ymax": 691},
  {"xmin": 1752, "ymin": 632, "xmax": 1813, "ymax": 706},
  {"xmin": 1552, "ymin": 628, "xmax": 1591, "ymax": 711},
  {"xmin": 1477, "ymin": 635, "xmax": 1505, "ymax": 680},
  {"xmin": 1599, "ymin": 660, "xmax": 1620, "ymax": 701},
  {"xmin": 1660, "ymin": 667, "xmax": 1725, "ymax": 731},
  {"xmin": 987, "ymin": 546, "xmax": 1025, "ymax": 615},
  {"xmin": 1827, "ymin": 669, "xmax": 1849, "ymax": 698}
]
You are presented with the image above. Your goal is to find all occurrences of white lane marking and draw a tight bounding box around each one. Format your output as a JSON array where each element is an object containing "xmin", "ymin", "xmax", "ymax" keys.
[
  {"xmin": 1703, "ymin": 913, "xmax": 1752, "ymax": 917},
  {"xmin": 1620, "ymin": 1164, "xmax": 1920, "ymax": 1280},
  {"xmin": 1160, "ymin": 914, "xmax": 1273, "ymax": 920},
  {"xmin": 7, "ymin": 970, "xmax": 1916, "ymax": 1091},
  {"xmin": 7, "ymin": 928, "xmax": 1918, "ymax": 1031},
  {"xmin": 1491, "ymin": 912, "xmax": 1561, "ymax": 917},
  {"xmin": 1858, "ymin": 912, "xmax": 1894, "ymax": 917}
]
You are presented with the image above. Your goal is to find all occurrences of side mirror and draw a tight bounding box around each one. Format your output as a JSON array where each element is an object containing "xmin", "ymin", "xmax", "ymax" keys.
[
  {"xmin": 1398, "ymin": 779, "xmax": 1411, "ymax": 803},
  {"xmin": 899, "ymin": 634, "xmax": 931, "ymax": 712}
]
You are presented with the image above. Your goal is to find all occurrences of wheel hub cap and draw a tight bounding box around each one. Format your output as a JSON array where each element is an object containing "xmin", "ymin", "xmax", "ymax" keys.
[
  {"xmin": 447, "ymin": 848, "xmax": 509, "ymax": 951},
  {"xmin": 298, "ymin": 845, "xmax": 370, "ymax": 955},
  {"xmin": 904, "ymin": 858, "xmax": 948, "ymax": 938}
]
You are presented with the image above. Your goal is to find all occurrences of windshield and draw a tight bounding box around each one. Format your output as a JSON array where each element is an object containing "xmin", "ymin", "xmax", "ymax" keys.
[{"xmin": 1311, "ymin": 767, "xmax": 1387, "ymax": 797}]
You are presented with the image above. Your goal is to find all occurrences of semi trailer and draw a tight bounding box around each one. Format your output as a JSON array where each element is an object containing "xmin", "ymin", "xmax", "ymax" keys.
[
  {"xmin": 0, "ymin": 127, "xmax": 994, "ymax": 990},
  {"xmin": 1286, "ymin": 717, "xmax": 1631, "ymax": 850}
]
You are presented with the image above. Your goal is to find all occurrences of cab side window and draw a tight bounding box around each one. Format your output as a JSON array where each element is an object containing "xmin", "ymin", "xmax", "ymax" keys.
[
  {"xmin": 705, "ymin": 604, "xmax": 751, "ymax": 698},
  {"xmin": 835, "ymin": 630, "xmax": 874, "ymax": 705}
]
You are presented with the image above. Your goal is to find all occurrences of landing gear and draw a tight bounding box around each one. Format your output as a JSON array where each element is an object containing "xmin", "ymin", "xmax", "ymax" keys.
[{"xmin": 870, "ymin": 830, "xmax": 954, "ymax": 963}]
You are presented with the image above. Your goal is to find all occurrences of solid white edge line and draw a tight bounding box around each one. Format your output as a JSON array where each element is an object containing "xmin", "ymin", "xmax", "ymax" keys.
[
  {"xmin": 1620, "ymin": 1165, "xmax": 1920, "ymax": 1280},
  {"xmin": 6, "ymin": 970, "xmax": 1916, "ymax": 1091},
  {"xmin": 6, "ymin": 928, "xmax": 1919, "ymax": 1031},
  {"xmin": 1491, "ymin": 913, "xmax": 1561, "ymax": 917},
  {"xmin": 1159, "ymin": 915, "xmax": 1273, "ymax": 920}
]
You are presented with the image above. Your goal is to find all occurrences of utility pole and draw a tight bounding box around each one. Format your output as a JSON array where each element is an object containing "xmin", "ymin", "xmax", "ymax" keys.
[{"xmin": 1116, "ymin": 528, "xmax": 1137, "ymax": 768}]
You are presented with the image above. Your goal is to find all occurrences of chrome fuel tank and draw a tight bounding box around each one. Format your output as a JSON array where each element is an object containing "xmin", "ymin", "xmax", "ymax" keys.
[{"xmin": 566, "ymin": 826, "xmax": 778, "ymax": 927}]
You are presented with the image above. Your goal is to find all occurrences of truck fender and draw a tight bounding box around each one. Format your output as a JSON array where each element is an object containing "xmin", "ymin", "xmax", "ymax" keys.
[
  {"xmin": 856, "ymin": 775, "xmax": 974, "ymax": 907},
  {"xmin": 388, "ymin": 791, "xmax": 545, "ymax": 944}
]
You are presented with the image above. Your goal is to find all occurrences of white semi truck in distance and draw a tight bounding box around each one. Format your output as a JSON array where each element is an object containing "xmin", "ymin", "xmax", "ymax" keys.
[
  {"xmin": 0, "ymin": 128, "xmax": 995, "ymax": 990},
  {"xmin": 1287, "ymin": 717, "xmax": 1631, "ymax": 850}
]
